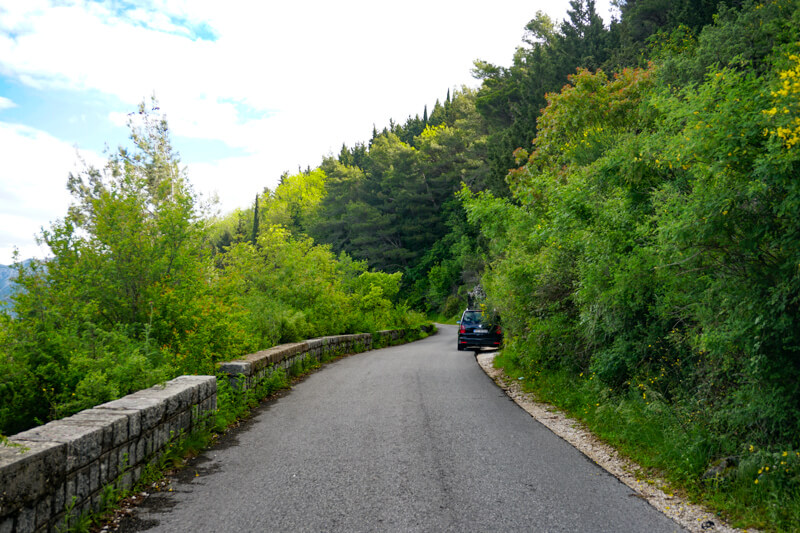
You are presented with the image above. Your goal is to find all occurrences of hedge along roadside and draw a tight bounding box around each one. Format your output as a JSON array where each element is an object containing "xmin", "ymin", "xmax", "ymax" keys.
[{"xmin": 0, "ymin": 324, "xmax": 434, "ymax": 533}]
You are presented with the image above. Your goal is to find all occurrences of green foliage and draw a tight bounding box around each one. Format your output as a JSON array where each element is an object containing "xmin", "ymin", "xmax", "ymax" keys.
[
  {"xmin": 263, "ymin": 168, "xmax": 327, "ymax": 233},
  {"xmin": 307, "ymin": 88, "xmax": 491, "ymax": 312},
  {"xmin": 5, "ymin": 2, "xmax": 796, "ymax": 526},
  {"xmin": 0, "ymin": 102, "xmax": 421, "ymax": 436},
  {"xmin": 497, "ymin": 348, "xmax": 800, "ymax": 531},
  {"xmin": 468, "ymin": 3, "xmax": 800, "ymax": 528},
  {"xmin": 57, "ymin": 496, "xmax": 93, "ymax": 533},
  {"xmin": 0, "ymin": 100, "xmax": 212, "ymax": 433},
  {"xmin": 218, "ymin": 225, "xmax": 409, "ymax": 344},
  {"xmin": 214, "ymin": 367, "xmax": 290, "ymax": 430}
]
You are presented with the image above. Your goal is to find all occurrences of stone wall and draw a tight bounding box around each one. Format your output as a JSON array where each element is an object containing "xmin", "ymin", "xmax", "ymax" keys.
[
  {"xmin": 0, "ymin": 376, "xmax": 216, "ymax": 533},
  {"xmin": 216, "ymin": 326, "xmax": 434, "ymax": 391},
  {"xmin": 0, "ymin": 324, "xmax": 434, "ymax": 532}
]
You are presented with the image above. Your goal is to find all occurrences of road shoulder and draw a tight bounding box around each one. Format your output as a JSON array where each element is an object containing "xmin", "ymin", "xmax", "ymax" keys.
[{"xmin": 475, "ymin": 351, "xmax": 753, "ymax": 533}]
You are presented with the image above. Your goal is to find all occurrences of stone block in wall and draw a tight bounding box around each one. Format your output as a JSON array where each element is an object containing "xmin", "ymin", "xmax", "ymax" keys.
[
  {"xmin": 95, "ymin": 397, "xmax": 165, "ymax": 434},
  {"xmin": 0, "ymin": 513, "xmax": 13, "ymax": 533},
  {"xmin": 34, "ymin": 494, "xmax": 50, "ymax": 531},
  {"xmin": 76, "ymin": 466, "xmax": 92, "ymax": 501},
  {"xmin": 169, "ymin": 375, "xmax": 216, "ymax": 404},
  {"xmin": 0, "ymin": 440, "xmax": 65, "ymax": 525},
  {"xmin": 15, "ymin": 506, "xmax": 33, "ymax": 533},
  {"xmin": 51, "ymin": 482, "xmax": 65, "ymax": 520},
  {"xmin": 217, "ymin": 360, "xmax": 250, "ymax": 377},
  {"xmin": 129, "ymin": 386, "xmax": 192, "ymax": 422},
  {"xmin": 63, "ymin": 408, "xmax": 134, "ymax": 449},
  {"xmin": 64, "ymin": 475, "xmax": 76, "ymax": 514},
  {"xmin": 306, "ymin": 338, "xmax": 323, "ymax": 351},
  {"xmin": 13, "ymin": 420, "xmax": 105, "ymax": 474}
]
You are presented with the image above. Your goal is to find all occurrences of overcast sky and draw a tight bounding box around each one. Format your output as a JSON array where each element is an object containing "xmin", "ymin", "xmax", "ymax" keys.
[{"xmin": 0, "ymin": 0, "xmax": 615, "ymax": 264}]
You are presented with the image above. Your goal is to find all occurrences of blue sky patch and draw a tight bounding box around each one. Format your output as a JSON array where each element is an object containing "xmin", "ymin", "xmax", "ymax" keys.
[
  {"xmin": 0, "ymin": 75, "xmax": 246, "ymax": 164},
  {"xmin": 0, "ymin": 76, "xmax": 127, "ymax": 152},
  {"xmin": 175, "ymin": 137, "xmax": 249, "ymax": 164},
  {"xmin": 95, "ymin": 0, "xmax": 218, "ymax": 42}
]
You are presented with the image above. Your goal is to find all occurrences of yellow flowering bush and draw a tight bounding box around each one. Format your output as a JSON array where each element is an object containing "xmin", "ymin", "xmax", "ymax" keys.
[{"xmin": 764, "ymin": 51, "xmax": 800, "ymax": 148}]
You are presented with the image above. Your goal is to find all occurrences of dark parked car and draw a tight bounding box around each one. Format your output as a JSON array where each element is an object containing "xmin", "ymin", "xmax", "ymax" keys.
[{"xmin": 457, "ymin": 308, "xmax": 502, "ymax": 351}]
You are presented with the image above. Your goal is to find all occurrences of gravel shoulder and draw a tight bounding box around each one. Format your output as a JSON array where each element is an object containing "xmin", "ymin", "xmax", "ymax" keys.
[{"xmin": 475, "ymin": 350, "xmax": 756, "ymax": 533}]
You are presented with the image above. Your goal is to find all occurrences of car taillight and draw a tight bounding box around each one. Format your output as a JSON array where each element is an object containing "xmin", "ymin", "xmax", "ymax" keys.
[
  {"xmin": 496, "ymin": 325, "xmax": 502, "ymax": 334},
  {"xmin": 459, "ymin": 324, "xmax": 466, "ymax": 334}
]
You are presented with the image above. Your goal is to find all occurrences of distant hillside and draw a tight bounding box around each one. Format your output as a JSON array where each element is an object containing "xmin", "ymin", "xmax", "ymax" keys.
[
  {"xmin": 0, "ymin": 261, "xmax": 26, "ymax": 310},
  {"xmin": 0, "ymin": 264, "xmax": 15, "ymax": 301}
]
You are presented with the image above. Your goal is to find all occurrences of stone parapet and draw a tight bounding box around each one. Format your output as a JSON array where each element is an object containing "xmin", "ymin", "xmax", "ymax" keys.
[
  {"xmin": 217, "ymin": 327, "xmax": 433, "ymax": 392},
  {"xmin": 0, "ymin": 324, "xmax": 434, "ymax": 532},
  {"xmin": 0, "ymin": 376, "xmax": 216, "ymax": 533}
]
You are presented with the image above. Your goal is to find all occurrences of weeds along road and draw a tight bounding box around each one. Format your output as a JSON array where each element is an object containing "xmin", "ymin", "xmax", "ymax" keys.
[{"xmin": 119, "ymin": 325, "xmax": 684, "ymax": 533}]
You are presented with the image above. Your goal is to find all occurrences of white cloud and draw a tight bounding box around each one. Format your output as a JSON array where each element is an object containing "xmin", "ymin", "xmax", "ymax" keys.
[
  {"xmin": 0, "ymin": 1, "xmax": 600, "ymax": 151},
  {"xmin": 0, "ymin": 96, "xmax": 15, "ymax": 110},
  {"xmin": 0, "ymin": 122, "xmax": 103, "ymax": 264},
  {"xmin": 187, "ymin": 154, "xmax": 280, "ymax": 216},
  {"xmin": 0, "ymin": 0, "xmax": 617, "ymax": 259},
  {"xmin": 107, "ymin": 111, "xmax": 129, "ymax": 127}
]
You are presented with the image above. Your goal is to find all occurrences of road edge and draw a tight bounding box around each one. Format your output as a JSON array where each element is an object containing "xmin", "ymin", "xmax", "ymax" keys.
[{"xmin": 475, "ymin": 351, "xmax": 755, "ymax": 533}]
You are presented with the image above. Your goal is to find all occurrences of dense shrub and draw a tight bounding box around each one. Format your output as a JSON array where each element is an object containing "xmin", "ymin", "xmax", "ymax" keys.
[
  {"xmin": 0, "ymin": 103, "xmax": 425, "ymax": 436},
  {"xmin": 466, "ymin": 2, "xmax": 800, "ymax": 527}
]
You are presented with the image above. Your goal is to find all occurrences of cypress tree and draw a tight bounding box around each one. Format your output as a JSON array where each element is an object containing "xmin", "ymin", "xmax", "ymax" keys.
[
  {"xmin": 338, "ymin": 143, "xmax": 354, "ymax": 166},
  {"xmin": 251, "ymin": 194, "xmax": 260, "ymax": 246}
]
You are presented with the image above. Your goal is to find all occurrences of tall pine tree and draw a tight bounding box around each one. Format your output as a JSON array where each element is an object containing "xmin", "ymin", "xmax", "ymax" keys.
[{"xmin": 251, "ymin": 194, "xmax": 260, "ymax": 246}]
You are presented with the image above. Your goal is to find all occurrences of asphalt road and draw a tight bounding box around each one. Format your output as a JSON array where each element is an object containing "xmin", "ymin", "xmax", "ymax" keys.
[{"xmin": 119, "ymin": 325, "xmax": 684, "ymax": 532}]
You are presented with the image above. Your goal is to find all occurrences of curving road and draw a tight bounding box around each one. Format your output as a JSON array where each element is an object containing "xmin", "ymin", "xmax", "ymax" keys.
[{"xmin": 119, "ymin": 325, "xmax": 683, "ymax": 532}]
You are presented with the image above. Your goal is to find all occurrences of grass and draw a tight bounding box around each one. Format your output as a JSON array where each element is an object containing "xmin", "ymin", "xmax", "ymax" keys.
[{"xmin": 493, "ymin": 349, "xmax": 800, "ymax": 532}]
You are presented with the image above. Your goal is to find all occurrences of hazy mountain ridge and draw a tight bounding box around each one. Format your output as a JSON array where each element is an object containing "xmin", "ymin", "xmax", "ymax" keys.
[
  {"xmin": 0, "ymin": 260, "xmax": 30, "ymax": 309},
  {"xmin": 0, "ymin": 264, "xmax": 16, "ymax": 303}
]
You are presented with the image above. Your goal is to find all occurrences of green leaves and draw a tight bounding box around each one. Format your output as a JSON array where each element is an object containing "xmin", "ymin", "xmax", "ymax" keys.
[
  {"xmin": 466, "ymin": 4, "xmax": 800, "ymax": 477},
  {"xmin": 1, "ymin": 97, "xmax": 429, "ymax": 435},
  {"xmin": 308, "ymin": 90, "xmax": 491, "ymax": 311}
]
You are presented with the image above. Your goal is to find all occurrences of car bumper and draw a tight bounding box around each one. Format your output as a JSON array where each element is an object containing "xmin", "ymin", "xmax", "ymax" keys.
[{"xmin": 458, "ymin": 334, "xmax": 502, "ymax": 348}]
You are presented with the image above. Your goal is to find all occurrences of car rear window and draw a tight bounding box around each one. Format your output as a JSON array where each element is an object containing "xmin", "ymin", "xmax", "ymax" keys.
[{"xmin": 462, "ymin": 311, "xmax": 484, "ymax": 324}]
